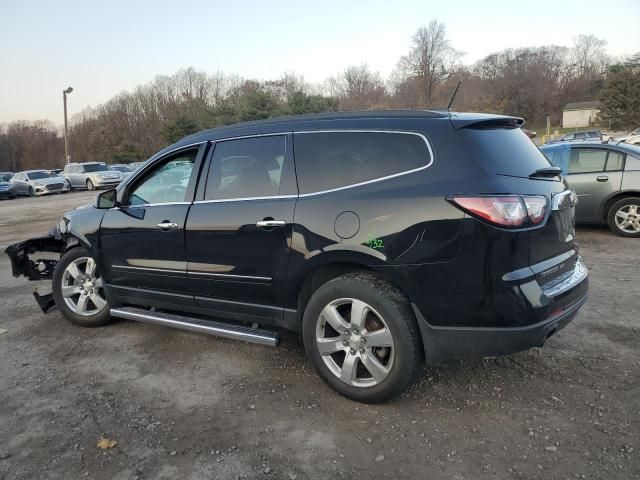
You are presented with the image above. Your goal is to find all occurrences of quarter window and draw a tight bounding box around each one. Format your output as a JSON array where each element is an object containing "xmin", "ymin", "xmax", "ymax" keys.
[
  {"xmin": 127, "ymin": 151, "xmax": 196, "ymax": 206},
  {"xmin": 605, "ymin": 151, "xmax": 624, "ymax": 171},
  {"xmin": 625, "ymin": 154, "xmax": 640, "ymax": 171},
  {"xmin": 204, "ymin": 136, "xmax": 287, "ymax": 200},
  {"xmin": 568, "ymin": 149, "xmax": 607, "ymax": 174},
  {"xmin": 293, "ymin": 131, "xmax": 430, "ymax": 194}
]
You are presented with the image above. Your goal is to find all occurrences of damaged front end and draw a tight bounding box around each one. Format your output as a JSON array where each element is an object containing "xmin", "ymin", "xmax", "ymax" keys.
[{"xmin": 5, "ymin": 223, "xmax": 72, "ymax": 313}]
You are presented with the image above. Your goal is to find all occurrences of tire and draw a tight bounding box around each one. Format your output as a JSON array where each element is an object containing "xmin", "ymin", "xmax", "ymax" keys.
[
  {"xmin": 302, "ymin": 273, "xmax": 422, "ymax": 403},
  {"xmin": 607, "ymin": 197, "xmax": 640, "ymax": 238},
  {"xmin": 64, "ymin": 179, "xmax": 72, "ymax": 192},
  {"xmin": 52, "ymin": 247, "xmax": 112, "ymax": 327},
  {"xmin": 28, "ymin": 187, "xmax": 35, "ymax": 197},
  {"xmin": 86, "ymin": 179, "xmax": 95, "ymax": 191}
]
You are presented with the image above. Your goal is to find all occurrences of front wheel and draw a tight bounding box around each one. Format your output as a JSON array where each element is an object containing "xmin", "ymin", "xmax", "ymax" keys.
[
  {"xmin": 86, "ymin": 179, "xmax": 95, "ymax": 191},
  {"xmin": 28, "ymin": 187, "xmax": 35, "ymax": 197},
  {"xmin": 607, "ymin": 197, "xmax": 640, "ymax": 238},
  {"xmin": 64, "ymin": 179, "xmax": 72, "ymax": 192},
  {"xmin": 52, "ymin": 247, "xmax": 112, "ymax": 327},
  {"xmin": 302, "ymin": 273, "xmax": 422, "ymax": 403}
]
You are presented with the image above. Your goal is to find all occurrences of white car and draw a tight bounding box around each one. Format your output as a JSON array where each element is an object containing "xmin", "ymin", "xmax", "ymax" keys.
[
  {"xmin": 10, "ymin": 170, "xmax": 71, "ymax": 196},
  {"xmin": 615, "ymin": 128, "xmax": 640, "ymax": 145}
]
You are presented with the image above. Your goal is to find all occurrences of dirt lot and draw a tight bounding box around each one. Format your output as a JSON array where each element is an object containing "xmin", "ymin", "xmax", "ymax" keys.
[{"xmin": 0, "ymin": 191, "xmax": 638, "ymax": 480}]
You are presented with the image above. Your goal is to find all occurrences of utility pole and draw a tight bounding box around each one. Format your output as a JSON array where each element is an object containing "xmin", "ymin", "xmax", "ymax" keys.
[{"xmin": 63, "ymin": 87, "xmax": 73, "ymax": 164}]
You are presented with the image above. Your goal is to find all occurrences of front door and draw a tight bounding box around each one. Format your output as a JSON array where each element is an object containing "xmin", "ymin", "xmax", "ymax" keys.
[
  {"xmin": 567, "ymin": 147, "xmax": 624, "ymax": 220},
  {"xmin": 185, "ymin": 134, "xmax": 297, "ymax": 324},
  {"xmin": 100, "ymin": 145, "xmax": 204, "ymax": 307}
]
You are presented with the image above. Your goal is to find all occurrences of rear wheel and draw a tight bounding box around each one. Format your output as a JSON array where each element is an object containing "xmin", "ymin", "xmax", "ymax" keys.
[
  {"xmin": 86, "ymin": 179, "xmax": 95, "ymax": 191},
  {"xmin": 302, "ymin": 273, "xmax": 422, "ymax": 403},
  {"xmin": 52, "ymin": 247, "xmax": 112, "ymax": 327},
  {"xmin": 607, "ymin": 197, "xmax": 640, "ymax": 238}
]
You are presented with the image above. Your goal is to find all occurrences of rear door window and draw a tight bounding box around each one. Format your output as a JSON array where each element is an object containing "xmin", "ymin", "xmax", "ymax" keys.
[
  {"xmin": 458, "ymin": 126, "xmax": 552, "ymax": 178},
  {"xmin": 204, "ymin": 135, "xmax": 287, "ymax": 200},
  {"xmin": 293, "ymin": 131, "xmax": 430, "ymax": 194},
  {"xmin": 568, "ymin": 149, "xmax": 607, "ymax": 174}
]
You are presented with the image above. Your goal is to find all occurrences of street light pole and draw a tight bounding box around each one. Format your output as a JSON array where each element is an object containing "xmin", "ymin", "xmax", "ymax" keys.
[{"xmin": 62, "ymin": 87, "xmax": 73, "ymax": 164}]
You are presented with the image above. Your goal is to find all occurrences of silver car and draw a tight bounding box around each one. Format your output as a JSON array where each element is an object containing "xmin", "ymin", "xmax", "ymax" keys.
[
  {"xmin": 540, "ymin": 141, "xmax": 640, "ymax": 237},
  {"xmin": 63, "ymin": 162, "xmax": 122, "ymax": 191},
  {"xmin": 10, "ymin": 170, "xmax": 71, "ymax": 196}
]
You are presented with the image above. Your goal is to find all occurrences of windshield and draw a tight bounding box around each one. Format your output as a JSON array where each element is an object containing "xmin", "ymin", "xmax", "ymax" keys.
[
  {"xmin": 27, "ymin": 171, "xmax": 51, "ymax": 180},
  {"xmin": 84, "ymin": 164, "xmax": 110, "ymax": 172},
  {"xmin": 0, "ymin": 174, "xmax": 12, "ymax": 181},
  {"xmin": 459, "ymin": 126, "xmax": 553, "ymax": 178},
  {"xmin": 111, "ymin": 166, "xmax": 131, "ymax": 172}
]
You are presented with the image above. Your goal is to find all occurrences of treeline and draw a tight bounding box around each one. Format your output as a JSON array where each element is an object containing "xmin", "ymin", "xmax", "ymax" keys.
[{"xmin": 1, "ymin": 20, "xmax": 638, "ymax": 172}]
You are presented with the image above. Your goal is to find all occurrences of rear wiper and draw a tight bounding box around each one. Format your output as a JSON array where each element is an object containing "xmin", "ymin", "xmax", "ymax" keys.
[{"xmin": 530, "ymin": 166, "xmax": 562, "ymax": 178}]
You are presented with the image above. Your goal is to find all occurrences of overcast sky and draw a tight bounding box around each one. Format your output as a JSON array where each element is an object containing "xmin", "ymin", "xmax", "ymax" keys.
[{"xmin": 1, "ymin": 0, "xmax": 639, "ymax": 125}]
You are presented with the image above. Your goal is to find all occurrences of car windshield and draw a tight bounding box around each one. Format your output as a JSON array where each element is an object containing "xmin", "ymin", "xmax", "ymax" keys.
[
  {"xmin": 27, "ymin": 171, "xmax": 51, "ymax": 180},
  {"xmin": 0, "ymin": 174, "xmax": 12, "ymax": 181},
  {"xmin": 83, "ymin": 164, "xmax": 110, "ymax": 172}
]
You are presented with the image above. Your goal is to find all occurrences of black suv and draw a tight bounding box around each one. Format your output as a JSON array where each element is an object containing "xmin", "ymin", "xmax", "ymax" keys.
[{"xmin": 6, "ymin": 111, "xmax": 589, "ymax": 403}]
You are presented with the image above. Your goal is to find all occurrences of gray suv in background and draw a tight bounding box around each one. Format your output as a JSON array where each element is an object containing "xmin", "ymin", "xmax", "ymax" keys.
[
  {"xmin": 63, "ymin": 162, "xmax": 123, "ymax": 191},
  {"xmin": 540, "ymin": 142, "xmax": 640, "ymax": 237}
]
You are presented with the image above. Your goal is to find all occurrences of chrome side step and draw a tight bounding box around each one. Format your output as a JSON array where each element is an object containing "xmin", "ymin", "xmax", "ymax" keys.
[{"xmin": 110, "ymin": 307, "xmax": 279, "ymax": 347}]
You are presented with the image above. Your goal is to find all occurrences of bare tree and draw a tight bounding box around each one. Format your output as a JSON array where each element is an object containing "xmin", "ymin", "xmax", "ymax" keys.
[
  {"xmin": 573, "ymin": 34, "xmax": 608, "ymax": 77},
  {"xmin": 395, "ymin": 20, "xmax": 463, "ymax": 107},
  {"xmin": 328, "ymin": 64, "xmax": 387, "ymax": 110}
]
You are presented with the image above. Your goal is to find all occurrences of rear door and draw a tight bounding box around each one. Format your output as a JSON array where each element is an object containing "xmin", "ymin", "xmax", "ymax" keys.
[
  {"xmin": 185, "ymin": 134, "xmax": 297, "ymax": 324},
  {"xmin": 566, "ymin": 147, "xmax": 624, "ymax": 220},
  {"xmin": 99, "ymin": 145, "xmax": 204, "ymax": 307}
]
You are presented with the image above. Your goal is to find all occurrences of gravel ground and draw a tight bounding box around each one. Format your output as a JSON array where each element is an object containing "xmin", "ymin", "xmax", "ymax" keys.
[{"xmin": 0, "ymin": 191, "xmax": 638, "ymax": 480}]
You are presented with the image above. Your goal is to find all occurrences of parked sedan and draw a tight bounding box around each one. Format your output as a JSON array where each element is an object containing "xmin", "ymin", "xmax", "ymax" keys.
[
  {"xmin": 10, "ymin": 170, "xmax": 71, "ymax": 196},
  {"xmin": 0, "ymin": 172, "xmax": 18, "ymax": 199},
  {"xmin": 546, "ymin": 130, "xmax": 603, "ymax": 144},
  {"xmin": 540, "ymin": 141, "xmax": 640, "ymax": 237}
]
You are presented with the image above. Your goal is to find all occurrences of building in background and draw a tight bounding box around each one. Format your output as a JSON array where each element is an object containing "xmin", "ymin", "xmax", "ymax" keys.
[{"xmin": 562, "ymin": 101, "xmax": 601, "ymax": 128}]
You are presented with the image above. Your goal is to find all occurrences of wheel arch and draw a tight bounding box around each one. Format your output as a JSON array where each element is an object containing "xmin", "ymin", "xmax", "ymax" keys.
[
  {"xmin": 600, "ymin": 190, "xmax": 640, "ymax": 220},
  {"xmin": 290, "ymin": 250, "xmax": 418, "ymax": 328}
]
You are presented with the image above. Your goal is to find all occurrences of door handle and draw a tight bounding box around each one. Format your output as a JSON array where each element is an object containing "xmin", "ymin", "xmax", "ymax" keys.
[
  {"xmin": 256, "ymin": 220, "xmax": 285, "ymax": 228},
  {"xmin": 157, "ymin": 221, "xmax": 178, "ymax": 230},
  {"xmin": 596, "ymin": 175, "xmax": 609, "ymax": 182}
]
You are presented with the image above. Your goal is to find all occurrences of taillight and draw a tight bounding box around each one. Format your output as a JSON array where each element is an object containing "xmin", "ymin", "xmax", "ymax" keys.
[
  {"xmin": 449, "ymin": 195, "xmax": 547, "ymax": 228},
  {"xmin": 522, "ymin": 196, "xmax": 547, "ymax": 225}
]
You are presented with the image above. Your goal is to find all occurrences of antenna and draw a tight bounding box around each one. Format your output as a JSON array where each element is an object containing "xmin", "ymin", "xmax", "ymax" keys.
[{"xmin": 447, "ymin": 80, "xmax": 462, "ymax": 112}]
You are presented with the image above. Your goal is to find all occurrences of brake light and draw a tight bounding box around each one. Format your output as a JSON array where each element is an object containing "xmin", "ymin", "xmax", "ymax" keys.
[{"xmin": 449, "ymin": 195, "xmax": 547, "ymax": 228}]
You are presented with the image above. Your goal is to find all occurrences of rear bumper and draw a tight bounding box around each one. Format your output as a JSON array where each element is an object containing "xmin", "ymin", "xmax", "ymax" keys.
[{"xmin": 414, "ymin": 257, "xmax": 588, "ymax": 363}]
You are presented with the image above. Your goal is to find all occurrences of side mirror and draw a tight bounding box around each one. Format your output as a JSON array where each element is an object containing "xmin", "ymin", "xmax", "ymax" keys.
[{"xmin": 95, "ymin": 189, "xmax": 117, "ymax": 209}]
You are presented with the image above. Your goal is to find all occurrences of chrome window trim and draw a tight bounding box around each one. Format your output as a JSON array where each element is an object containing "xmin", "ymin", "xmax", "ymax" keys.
[
  {"xmin": 192, "ymin": 129, "xmax": 434, "ymax": 203},
  {"xmin": 293, "ymin": 129, "xmax": 434, "ymax": 197},
  {"xmin": 193, "ymin": 194, "xmax": 297, "ymax": 205},
  {"xmin": 211, "ymin": 132, "xmax": 288, "ymax": 143}
]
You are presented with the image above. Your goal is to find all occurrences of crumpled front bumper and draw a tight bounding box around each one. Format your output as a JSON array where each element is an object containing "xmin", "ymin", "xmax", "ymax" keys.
[{"xmin": 5, "ymin": 235, "xmax": 64, "ymax": 281}]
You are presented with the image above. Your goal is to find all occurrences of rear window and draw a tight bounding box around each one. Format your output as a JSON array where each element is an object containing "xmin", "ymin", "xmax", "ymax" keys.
[
  {"xmin": 293, "ymin": 131, "xmax": 430, "ymax": 194},
  {"xmin": 83, "ymin": 164, "xmax": 109, "ymax": 172},
  {"xmin": 459, "ymin": 127, "xmax": 552, "ymax": 178}
]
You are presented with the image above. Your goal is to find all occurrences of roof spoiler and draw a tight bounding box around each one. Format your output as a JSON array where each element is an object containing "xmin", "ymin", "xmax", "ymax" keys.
[{"xmin": 449, "ymin": 114, "xmax": 524, "ymax": 130}]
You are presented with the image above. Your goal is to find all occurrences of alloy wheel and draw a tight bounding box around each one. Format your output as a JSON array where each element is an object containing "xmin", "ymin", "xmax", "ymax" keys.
[
  {"xmin": 614, "ymin": 204, "xmax": 640, "ymax": 234},
  {"xmin": 315, "ymin": 298, "xmax": 395, "ymax": 388},
  {"xmin": 60, "ymin": 257, "xmax": 107, "ymax": 316}
]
